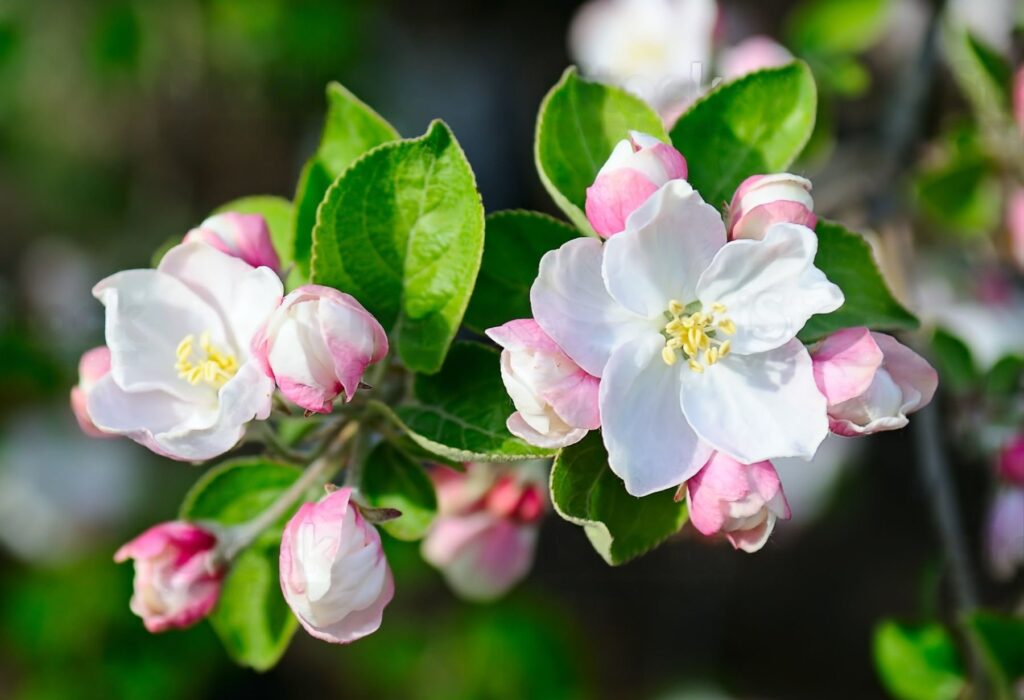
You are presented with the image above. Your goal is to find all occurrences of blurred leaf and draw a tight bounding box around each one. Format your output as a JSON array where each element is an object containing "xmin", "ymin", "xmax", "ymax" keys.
[
  {"xmin": 799, "ymin": 220, "xmax": 919, "ymax": 340},
  {"xmin": 873, "ymin": 620, "xmax": 965, "ymax": 700},
  {"xmin": 535, "ymin": 67, "xmax": 667, "ymax": 233},
  {"xmin": 930, "ymin": 328, "xmax": 979, "ymax": 393},
  {"xmin": 813, "ymin": 53, "xmax": 871, "ymax": 97},
  {"xmin": 463, "ymin": 210, "xmax": 577, "ymax": 333},
  {"xmin": 945, "ymin": 29, "xmax": 1013, "ymax": 118},
  {"xmin": 914, "ymin": 155, "xmax": 1002, "ymax": 238},
  {"xmin": 786, "ymin": 0, "xmax": 890, "ymax": 54},
  {"xmin": 213, "ymin": 194, "xmax": 296, "ymax": 271},
  {"xmin": 362, "ymin": 442, "xmax": 437, "ymax": 541},
  {"xmin": 312, "ymin": 120, "xmax": 485, "ymax": 374},
  {"xmin": 374, "ymin": 342, "xmax": 555, "ymax": 463},
  {"xmin": 965, "ymin": 611, "xmax": 1024, "ymax": 697},
  {"xmin": 294, "ymin": 81, "xmax": 400, "ymax": 276},
  {"xmin": 671, "ymin": 62, "xmax": 817, "ymax": 207},
  {"xmin": 180, "ymin": 458, "xmax": 306, "ymax": 671},
  {"xmin": 550, "ymin": 432, "xmax": 688, "ymax": 566},
  {"xmin": 89, "ymin": 1, "xmax": 142, "ymax": 78}
]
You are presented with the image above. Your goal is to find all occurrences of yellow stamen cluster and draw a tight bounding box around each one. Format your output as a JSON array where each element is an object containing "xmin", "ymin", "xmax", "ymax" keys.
[
  {"xmin": 175, "ymin": 332, "xmax": 238, "ymax": 388},
  {"xmin": 661, "ymin": 300, "xmax": 736, "ymax": 372}
]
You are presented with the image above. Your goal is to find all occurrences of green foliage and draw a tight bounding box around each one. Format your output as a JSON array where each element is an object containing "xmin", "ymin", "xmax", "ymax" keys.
[
  {"xmin": 362, "ymin": 442, "xmax": 437, "ymax": 541},
  {"xmin": 463, "ymin": 210, "xmax": 578, "ymax": 333},
  {"xmin": 873, "ymin": 620, "xmax": 965, "ymax": 700},
  {"xmin": 799, "ymin": 220, "xmax": 919, "ymax": 340},
  {"xmin": 375, "ymin": 342, "xmax": 555, "ymax": 463},
  {"xmin": 945, "ymin": 29, "xmax": 1014, "ymax": 120},
  {"xmin": 312, "ymin": 120, "xmax": 485, "ymax": 374},
  {"xmin": 670, "ymin": 62, "xmax": 818, "ymax": 207},
  {"xmin": 550, "ymin": 432, "xmax": 689, "ymax": 566},
  {"xmin": 293, "ymin": 81, "xmax": 400, "ymax": 276},
  {"xmin": 930, "ymin": 328, "xmax": 979, "ymax": 394},
  {"xmin": 180, "ymin": 458, "xmax": 307, "ymax": 671},
  {"xmin": 965, "ymin": 612, "xmax": 1024, "ymax": 698},
  {"xmin": 535, "ymin": 67, "xmax": 667, "ymax": 233},
  {"xmin": 786, "ymin": 0, "xmax": 890, "ymax": 55}
]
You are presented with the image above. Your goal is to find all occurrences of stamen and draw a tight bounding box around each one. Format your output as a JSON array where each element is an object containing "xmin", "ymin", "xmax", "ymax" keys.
[
  {"xmin": 661, "ymin": 301, "xmax": 736, "ymax": 371},
  {"xmin": 175, "ymin": 331, "xmax": 238, "ymax": 388}
]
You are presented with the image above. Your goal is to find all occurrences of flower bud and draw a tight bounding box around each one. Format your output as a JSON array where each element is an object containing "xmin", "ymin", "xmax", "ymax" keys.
[
  {"xmin": 486, "ymin": 319, "xmax": 600, "ymax": 449},
  {"xmin": 279, "ymin": 487, "xmax": 393, "ymax": 644},
  {"xmin": 985, "ymin": 486, "xmax": 1024, "ymax": 581},
  {"xmin": 727, "ymin": 173, "xmax": 817, "ymax": 241},
  {"xmin": 998, "ymin": 436, "xmax": 1024, "ymax": 485},
  {"xmin": 184, "ymin": 212, "xmax": 281, "ymax": 273},
  {"xmin": 70, "ymin": 346, "xmax": 113, "ymax": 438},
  {"xmin": 682, "ymin": 452, "xmax": 791, "ymax": 553},
  {"xmin": 719, "ymin": 35, "xmax": 793, "ymax": 80},
  {"xmin": 253, "ymin": 285, "xmax": 388, "ymax": 413},
  {"xmin": 114, "ymin": 521, "xmax": 223, "ymax": 633},
  {"xmin": 811, "ymin": 327, "xmax": 937, "ymax": 437},
  {"xmin": 422, "ymin": 462, "xmax": 546, "ymax": 601},
  {"xmin": 584, "ymin": 131, "xmax": 688, "ymax": 238}
]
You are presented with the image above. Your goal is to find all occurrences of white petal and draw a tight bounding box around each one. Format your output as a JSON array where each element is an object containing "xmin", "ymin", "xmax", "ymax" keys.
[
  {"xmin": 159, "ymin": 241, "xmax": 283, "ymax": 355},
  {"xmin": 696, "ymin": 223, "xmax": 843, "ymax": 354},
  {"xmin": 680, "ymin": 340, "xmax": 829, "ymax": 463},
  {"xmin": 600, "ymin": 334, "xmax": 712, "ymax": 497},
  {"xmin": 603, "ymin": 180, "xmax": 726, "ymax": 318},
  {"xmin": 530, "ymin": 237, "xmax": 650, "ymax": 377},
  {"xmin": 93, "ymin": 269, "xmax": 226, "ymax": 403}
]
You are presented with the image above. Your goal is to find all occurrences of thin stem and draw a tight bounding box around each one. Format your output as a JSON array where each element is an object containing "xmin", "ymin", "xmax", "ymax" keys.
[{"xmin": 219, "ymin": 421, "xmax": 360, "ymax": 561}]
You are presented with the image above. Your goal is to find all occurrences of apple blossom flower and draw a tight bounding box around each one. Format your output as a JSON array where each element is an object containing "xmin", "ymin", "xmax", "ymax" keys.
[
  {"xmin": 811, "ymin": 327, "xmax": 938, "ymax": 437},
  {"xmin": 87, "ymin": 241, "xmax": 282, "ymax": 461},
  {"xmin": 718, "ymin": 36, "xmax": 793, "ymax": 80},
  {"xmin": 485, "ymin": 319, "xmax": 600, "ymax": 449},
  {"xmin": 422, "ymin": 462, "xmax": 546, "ymax": 602},
  {"xmin": 280, "ymin": 487, "xmax": 393, "ymax": 644},
  {"xmin": 998, "ymin": 436, "xmax": 1024, "ymax": 485},
  {"xmin": 727, "ymin": 173, "xmax": 817, "ymax": 241},
  {"xmin": 183, "ymin": 212, "xmax": 281, "ymax": 273},
  {"xmin": 532, "ymin": 180, "xmax": 843, "ymax": 496},
  {"xmin": 985, "ymin": 486, "xmax": 1024, "ymax": 581},
  {"xmin": 585, "ymin": 131, "xmax": 688, "ymax": 238},
  {"xmin": 569, "ymin": 0, "xmax": 717, "ymax": 120},
  {"xmin": 70, "ymin": 346, "xmax": 113, "ymax": 438},
  {"xmin": 114, "ymin": 521, "xmax": 223, "ymax": 633},
  {"xmin": 681, "ymin": 452, "xmax": 791, "ymax": 553},
  {"xmin": 252, "ymin": 285, "xmax": 388, "ymax": 414}
]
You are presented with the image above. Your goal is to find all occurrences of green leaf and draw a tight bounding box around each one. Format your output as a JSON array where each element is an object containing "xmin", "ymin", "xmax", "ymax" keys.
[
  {"xmin": 180, "ymin": 459, "xmax": 306, "ymax": 671},
  {"xmin": 311, "ymin": 120, "xmax": 485, "ymax": 374},
  {"xmin": 375, "ymin": 341, "xmax": 555, "ymax": 463},
  {"xmin": 213, "ymin": 195, "xmax": 301, "ymax": 286},
  {"xmin": 930, "ymin": 328, "xmax": 979, "ymax": 393},
  {"xmin": 944, "ymin": 29, "xmax": 1013, "ymax": 121},
  {"xmin": 914, "ymin": 155, "xmax": 1002, "ymax": 237},
  {"xmin": 535, "ymin": 67, "xmax": 667, "ymax": 233},
  {"xmin": 463, "ymin": 210, "xmax": 578, "ymax": 333},
  {"xmin": 550, "ymin": 432, "xmax": 688, "ymax": 566},
  {"xmin": 798, "ymin": 220, "xmax": 918, "ymax": 341},
  {"xmin": 670, "ymin": 62, "xmax": 817, "ymax": 207},
  {"xmin": 293, "ymin": 81, "xmax": 400, "ymax": 276},
  {"xmin": 873, "ymin": 620, "xmax": 965, "ymax": 700},
  {"xmin": 786, "ymin": 0, "xmax": 890, "ymax": 55},
  {"xmin": 362, "ymin": 442, "xmax": 437, "ymax": 541},
  {"xmin": 965, "ymin": 611, "xmax": 1024, "ymax": 698}
]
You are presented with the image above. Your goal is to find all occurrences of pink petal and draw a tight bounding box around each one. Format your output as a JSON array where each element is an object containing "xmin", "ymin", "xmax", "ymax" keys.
[{"xmin": 812, "ymin": 327, "xmax": 884, "ymax": 405}]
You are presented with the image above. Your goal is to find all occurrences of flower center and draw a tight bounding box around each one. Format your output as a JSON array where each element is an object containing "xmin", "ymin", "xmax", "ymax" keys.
[
  {"xmin": 661, "ymin": 300, "xmax": 736, "ymax": 372},
  {"xmin": 175, "ymin": 332, "xmax": 238, "ymax": 388}
]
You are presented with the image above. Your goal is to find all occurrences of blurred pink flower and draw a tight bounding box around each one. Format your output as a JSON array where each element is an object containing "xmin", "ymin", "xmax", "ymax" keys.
[
  {"xmin": 985, "ymin": 486, "xmax": 1024, "ymax": 581},
  {"xmin": 719, "ymin": 35, "xmax": 793, "ymax": 80},
  {"xmin": 70, "ymin": 346, "xmax": 113, "ymax": 438}
]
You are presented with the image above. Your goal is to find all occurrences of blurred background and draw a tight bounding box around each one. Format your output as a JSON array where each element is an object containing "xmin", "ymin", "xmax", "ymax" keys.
[{"xmin": 1, "ymin": 0, "xmax": 1021, "ymax": 698}]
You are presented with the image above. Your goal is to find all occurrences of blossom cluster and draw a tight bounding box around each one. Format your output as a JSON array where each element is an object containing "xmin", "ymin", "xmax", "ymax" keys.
[{"xmin": 490, "ymin": 132, "xmax": 938, "ymax": 551}]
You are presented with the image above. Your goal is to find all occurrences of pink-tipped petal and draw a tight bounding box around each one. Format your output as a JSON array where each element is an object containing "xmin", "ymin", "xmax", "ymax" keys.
[{"xmin": 812, "ymin": 327, "xmax": 884, "ymax": 405}]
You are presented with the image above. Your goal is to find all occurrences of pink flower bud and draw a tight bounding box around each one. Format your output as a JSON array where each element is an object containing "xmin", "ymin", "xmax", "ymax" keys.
[
  {"xmin": 70, "ymin": 346, "xmax": 113, "ymax": 438},
  {"xmin": 486, "ymin": 319, "xmax": 600, "ymax": 449},
  {"xmin": 279, "ymin": 487, "xmax": 393, "ymax": 644},
  {"xmin": 253, "ymin": 285, "xmax": 388, "ymax": 414},
  {"xmin": 184, "ymin": 212, "xmax": 282, "ymax": 273},
  {"xmin": 985, "ymin": 486, "xmax": 1024, "ymax": 581},
  {"xmin": 422, "ymin": 463, "xmax": 547, "ymax": 601},
  {"xmin": 584, "ymin": 131, "xmax": 688, "ymax": 238},
  {"xmin": 727, "ymin": 173, "xmax": 817, "ymax": 241},
  {"xmin": 719, "ymin": 35, "xmax": 793, "ymax": 80},
  {"xmin": 998, "ymin": 436, "xmax": 1024, "ymax": 485},
  {"xmin": 683, "ymin": 452, "xmax": 791, "ymax": 553},
  {"xmin": 114, "ymin": 521, "xmax": 223, "ymax": 633},
  {"xmin": 811, "ymin": 328, "xmax": 938, "ymax": 437}
]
